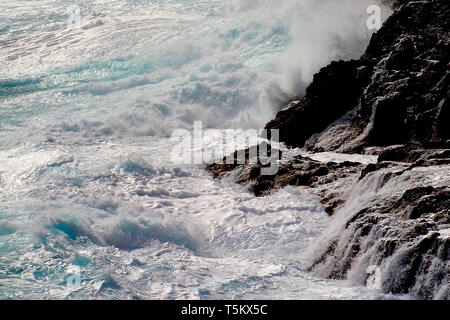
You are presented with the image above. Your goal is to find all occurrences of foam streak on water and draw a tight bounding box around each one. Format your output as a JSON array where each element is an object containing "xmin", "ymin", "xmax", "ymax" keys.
[{"xmin": 0, "ymin": 0, "xmax": 396, "ymax": 299}]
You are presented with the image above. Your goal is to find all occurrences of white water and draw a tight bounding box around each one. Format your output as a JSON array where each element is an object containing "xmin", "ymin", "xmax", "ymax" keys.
[{"xmin": 0, "ymin": 0, "xmax": 398, "ymax": 299}]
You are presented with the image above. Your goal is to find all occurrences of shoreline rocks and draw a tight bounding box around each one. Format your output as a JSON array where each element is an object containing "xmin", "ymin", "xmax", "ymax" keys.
[
  {"xmin": 206, "ymin": 0, "xmax": 449, "ymax": 299},
  {"xmin": 267, "ymin": 0, "xmax": 449, "ymax": 153}
]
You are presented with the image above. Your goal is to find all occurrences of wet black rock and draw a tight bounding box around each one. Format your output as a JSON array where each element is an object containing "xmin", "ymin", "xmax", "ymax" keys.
[
  {"xmin": 311, "ymin": 186, "xmax": 449, "ymax": 299},
  {"xmin": 207, "ymin": 153, "xmax": 363, "ymax": 213},
  {"xmin": 265, "ymin": 59, "xmax": 372, "ymax": 148},
  {"xmin": 267, "ymin": 0, "xmax": 449, "ymax": 152},
  {"xmin": 206, "ymin": 142, "xmax": 282, "ymax": 180},
  {"xmin": 206, "ymin": 0, "xmax": 450, "ymax": 300}
]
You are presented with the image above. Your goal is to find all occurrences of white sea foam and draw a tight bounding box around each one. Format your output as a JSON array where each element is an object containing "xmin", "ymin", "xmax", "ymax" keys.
[{"xmin": 0, "ymin": 0, "xmax": 399, "ymax": 299}]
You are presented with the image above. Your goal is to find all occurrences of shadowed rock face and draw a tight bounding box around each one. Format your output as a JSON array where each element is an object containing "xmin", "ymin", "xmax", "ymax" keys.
[
  {"xmin": 311, "ymin": 185, "xmax": 449, "ymax": 300},
  {"xmin": 207, "ymin": 0, "xmax": 449, "ymax": 299},
  {"xmin": 265, "ymin": 60, "xmax": 372, "ymax": 148},
  {"xmin": 267, "ymin": 0, "xmax": 449, "ymax": 152}
]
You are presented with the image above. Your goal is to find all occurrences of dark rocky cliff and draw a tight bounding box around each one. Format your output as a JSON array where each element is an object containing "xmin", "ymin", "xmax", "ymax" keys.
[
  {"xmin": 207, "ymin": 0, "xmax": 449, "ymax": 299},
  {"xmin": 266, "ymin": 0, "xmax": 449, "ymax": 153}
]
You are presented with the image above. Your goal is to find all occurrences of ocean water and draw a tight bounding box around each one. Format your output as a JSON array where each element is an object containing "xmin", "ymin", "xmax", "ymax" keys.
[{"xmin": 0, "ymin": 0, "xmax": 401, "ymax": 299}]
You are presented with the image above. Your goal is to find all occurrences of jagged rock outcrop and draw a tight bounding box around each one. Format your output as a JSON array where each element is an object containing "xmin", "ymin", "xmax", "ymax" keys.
[
  {"xmin": 311, "ymin": 183, "xmax": 449, "ymax": 300},
  {"xmin": 265, "ymin": 59, "xmax": 372, "ymax": 148},
  {"xmin": 207, "ymin": 0, "xmax": 449, "ymax": 299},
  {"xmin": 266, "ymin": 0, "xmax": 449, "ymax": 152},
  {"xmin": 208, "ymin": 148, "xmax": 449, "ymax": 300},
  {"xmin": 208, "ymin": 153, "xmax": 364, "ymax": 213}
]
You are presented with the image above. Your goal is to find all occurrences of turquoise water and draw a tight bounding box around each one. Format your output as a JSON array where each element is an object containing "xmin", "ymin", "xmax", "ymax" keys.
[{"xmin": 0, "ymin": 0, "xmax": 397, "ymax": 299}]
